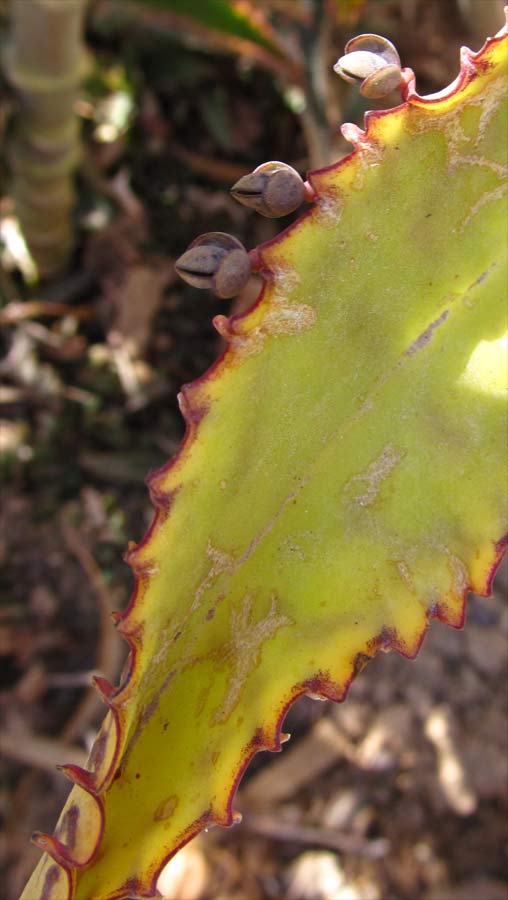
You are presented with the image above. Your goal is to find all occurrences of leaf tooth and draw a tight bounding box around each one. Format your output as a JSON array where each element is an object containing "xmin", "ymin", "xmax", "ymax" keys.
[
  {"xmin": 33, "ymin": 795, "xmax": 106, "ymax": 873},
  {"xmin": 146, "ymin": 476, "xmax": 177, "ymax": 511},
  {"xmin": 115, "ymin": 613, "xmax": 141, "ymax": 643},
  {"xmin": 305, "ymin": 690, "xmax": 328, "ymax": 701},
  {"xmin": 177, "ymin": 384, "xmax": 208, "ymax": 427},
  {"xmin": 123, "ymin": 539, "xmax": 161, "ymax": 585},
  {"xmin": 122, "ymin": 538, "xmax": 138, "ymax": 563},
  {"xmin": 351, "ymin": 651, "xmax": 373, "ymax": 677},
  {"xmin": 212, "ymin": 314, "xmax": 235, "ymax": 341},
  {"xmin": 459, "ymin": 44, "xmax": 479, "ymax": 80},
  {"xmin": 303, "ymin": 673, "xmax": 348, "ymax": 704},
  {"xmin": 92, "ymin": 675, "xmax": 117, "ymax": 706},
  {"xmin": 340, "ymin": 121, "xmax": 365, "ymax": 146},
  {"xmin": 122, "ymin": 542, "xmax": 141, "ymax": 569},
  {"xmin": 429, "ymin": 597, "xmax": 466, "ymax": 630},
  {"xmin": 270, "ymin": 730, "xmax": 291, "ymax": 752},
  {"xmin": 110, "ymin": 604, "xmax": 143, "ymax": 660},
  {"xmin": 31, "ymin": 833, "xmax": 73, "ymax": 870},
  {"xmin": 56, "ymin": 764, "xmax": 98, "ymax": 795},
  {"xmin": 211, "ymin": 806, "xmax": 236, "ymax": 828},
  {"xmin": 368, "ymin": 623, "xmax": 427, "ymax": 661}
]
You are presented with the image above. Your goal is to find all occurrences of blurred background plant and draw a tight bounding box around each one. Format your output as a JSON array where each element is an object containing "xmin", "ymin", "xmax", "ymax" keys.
[{"xmin": 0, "ymin": 2, "xmax": 506, "ymax": 899}]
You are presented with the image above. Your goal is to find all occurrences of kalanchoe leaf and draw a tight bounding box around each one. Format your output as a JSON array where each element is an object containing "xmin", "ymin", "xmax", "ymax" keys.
[
  {"xmin": 175, "ymin": 232, "xmax": 251, "ymax": 299},
  {"xmin": 334, "ymin": 33, "xmax": 402, "ymax": 98},
  {"xmin": 20, "ymin": 19, "xmax": 508, "ymax": 900},
  {"xmin": 231, "ymin": 162, "xmax": 306, "ymax": 218}
]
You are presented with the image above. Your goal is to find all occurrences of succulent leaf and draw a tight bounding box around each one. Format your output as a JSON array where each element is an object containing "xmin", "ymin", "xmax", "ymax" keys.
[{"xmin": 22, "ymin": 24, "xmax": 508, "ymax": 900}]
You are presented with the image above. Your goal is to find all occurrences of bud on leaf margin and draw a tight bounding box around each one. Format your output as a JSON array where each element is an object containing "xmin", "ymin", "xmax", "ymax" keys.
[
  {"xmin": 175, "ymin": 232, "xmax": 251, "ymax": 299},
  {"xmin": 231, "ymin": 162, "xmax": 305, "ymax": 218}
]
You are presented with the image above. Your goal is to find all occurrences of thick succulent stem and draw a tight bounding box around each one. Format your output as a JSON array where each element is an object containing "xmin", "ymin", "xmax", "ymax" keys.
[{"xmin": 3, "ymin": 0, "xmax": 88, "ymax": 278}]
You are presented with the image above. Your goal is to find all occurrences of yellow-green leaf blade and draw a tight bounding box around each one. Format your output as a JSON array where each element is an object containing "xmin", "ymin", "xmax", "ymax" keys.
[{"xmin": 22, "ymin": 28, "xmax": 507, "ymax": 900}]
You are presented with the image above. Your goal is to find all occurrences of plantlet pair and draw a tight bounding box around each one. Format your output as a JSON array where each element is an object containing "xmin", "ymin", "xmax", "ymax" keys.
[{"xmin": 175, "ymin": 34, "xmax": 409, "ymax": 300}]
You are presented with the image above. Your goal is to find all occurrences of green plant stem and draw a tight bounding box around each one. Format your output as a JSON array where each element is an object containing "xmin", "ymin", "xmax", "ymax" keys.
[{"xmin": 3, "ymin": 0, "xmax": 89, "ymax": 278}]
